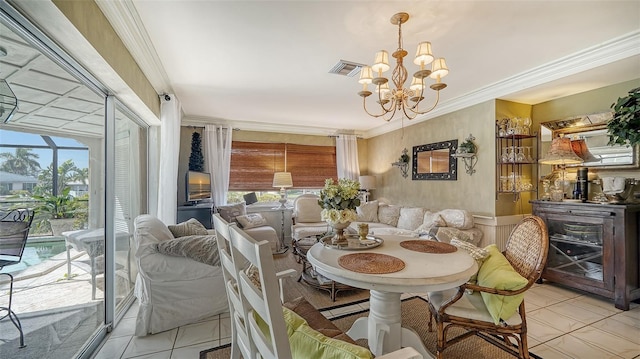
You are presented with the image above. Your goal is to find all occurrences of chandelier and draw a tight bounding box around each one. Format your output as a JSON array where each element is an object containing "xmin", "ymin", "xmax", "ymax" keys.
[{"xmin": 358, "ymin": 12, "xmax": 449, "ymax": 122}]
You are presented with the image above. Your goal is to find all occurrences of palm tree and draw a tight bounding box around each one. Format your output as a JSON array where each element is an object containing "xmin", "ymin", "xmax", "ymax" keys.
[
  {"xmin": 72, "ymin": 167, "xmax": 89, "ymax": 185},
  {"xmin": 0, "ymin": 148, "xmax": 41, "ymax": 176}
]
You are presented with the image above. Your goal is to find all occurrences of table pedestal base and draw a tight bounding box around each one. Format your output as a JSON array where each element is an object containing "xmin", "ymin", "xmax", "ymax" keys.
[{"xmin": 346, "ymin": 290, "xmax": 433, "ymax": 358}]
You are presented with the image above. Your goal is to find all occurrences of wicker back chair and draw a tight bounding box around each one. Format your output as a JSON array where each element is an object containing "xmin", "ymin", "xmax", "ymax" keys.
[{"xmin": 427, "ymin": 215, "xmax": 548, "ymax": 359}]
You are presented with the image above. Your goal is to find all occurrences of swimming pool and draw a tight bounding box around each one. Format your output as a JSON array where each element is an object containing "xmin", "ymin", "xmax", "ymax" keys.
[{"xmin": 0, "ymin": 238, "xmax": 67, "ymax": 274}]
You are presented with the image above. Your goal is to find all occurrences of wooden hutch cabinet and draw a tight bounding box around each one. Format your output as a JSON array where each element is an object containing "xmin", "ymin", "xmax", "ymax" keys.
[{"xmin": 531, "ymin": 200, "xmax": 640, "ymax": 310}]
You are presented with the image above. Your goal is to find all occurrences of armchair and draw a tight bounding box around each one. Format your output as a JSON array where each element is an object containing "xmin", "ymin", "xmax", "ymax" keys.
[
  {"xmin": 427, "ymin": 216, "xmax": 548, "ymax": 359},
  {"xmin": 291, "ymin": 194, "xmax": 328, "ymax": 260}
]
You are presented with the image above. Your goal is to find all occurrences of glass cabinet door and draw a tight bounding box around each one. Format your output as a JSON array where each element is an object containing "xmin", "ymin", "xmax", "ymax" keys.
[{"xmin": 546, "ymin": 218, "xmax": 604, "ymax": 282}]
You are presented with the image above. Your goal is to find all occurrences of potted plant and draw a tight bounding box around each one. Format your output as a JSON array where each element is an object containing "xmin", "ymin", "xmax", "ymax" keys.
[
  {"xmin": 607, "ymin": 87, "xmax": 640, "ymax": 147},
  {"xmin": 32, "ymin": 187, "xmax": 79, "ymax": 236}
]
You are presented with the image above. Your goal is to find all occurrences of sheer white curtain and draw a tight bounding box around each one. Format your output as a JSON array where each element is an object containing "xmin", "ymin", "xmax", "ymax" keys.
[
  {"xmin": 156, "ymin": 95, "xmax": 181, "ymax": 224},
  {"xmin": 336, "ymin": 134, "xmax": 360, "ymax": 180},
  {"xmin": 204, "ymin": 125, "xmax": 233, "ymax": 206}
]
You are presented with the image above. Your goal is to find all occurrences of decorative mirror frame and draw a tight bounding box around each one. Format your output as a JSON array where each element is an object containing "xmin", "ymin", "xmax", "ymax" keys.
[
  {"xmin": 541, "ymin": 112, "xmax": 640, "ymax": 170},
  {"xmin": 412, "ymin": 139, "xmax": 458, "ymax": 180}
]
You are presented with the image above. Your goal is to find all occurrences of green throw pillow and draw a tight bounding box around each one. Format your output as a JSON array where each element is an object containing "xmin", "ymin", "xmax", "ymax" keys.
[
  {"xmin": 254, "ymin": 307, "xmax": 373, "ymax": 359},
  {"xmin": 477, "ymin": 244, "xmax": 528, "ymax": 325}
]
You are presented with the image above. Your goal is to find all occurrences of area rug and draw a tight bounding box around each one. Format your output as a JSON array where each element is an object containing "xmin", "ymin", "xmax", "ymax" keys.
[
  {"xmin": 200, "ymin": 297, "xmax": 541, "ymax": 359},
  {"xmin": 272, "ymin": 251, "xmax": 369, "ymax": 309}
]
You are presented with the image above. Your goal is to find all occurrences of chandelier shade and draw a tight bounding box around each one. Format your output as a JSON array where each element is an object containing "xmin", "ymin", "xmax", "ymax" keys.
[{"xmin": 357, "ymin": 12, "xmax": 449, "ymax": 122}]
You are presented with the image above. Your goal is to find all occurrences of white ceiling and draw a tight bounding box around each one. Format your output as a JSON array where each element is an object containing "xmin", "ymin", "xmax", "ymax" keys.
[{"xmin": 4, "ymin": 1, "xmax": 640, "ymax": 139}]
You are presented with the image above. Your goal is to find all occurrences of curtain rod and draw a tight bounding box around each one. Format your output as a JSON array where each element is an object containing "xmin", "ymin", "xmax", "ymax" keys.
[
  {"xmin": 328, "ymin": 134, "xmax": 364, "ymax": 139},
  {"xmin": 185, "ymin": 125, "xmax": 239, "ymax": 131}
]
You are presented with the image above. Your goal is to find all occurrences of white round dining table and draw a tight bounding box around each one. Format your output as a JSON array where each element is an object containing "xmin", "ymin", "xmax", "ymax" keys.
[{"xmin": 307, "ymin": 235, "xmax": 478, "ymax": 358}]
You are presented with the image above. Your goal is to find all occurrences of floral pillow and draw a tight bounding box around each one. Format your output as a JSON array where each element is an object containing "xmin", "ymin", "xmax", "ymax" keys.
[
  {"xmin": 236, "ymin": 213, "xmax": 267, "ymax": 229},
  {"xmin": 377, "ymin": 204, "xmax": 401, "ymax": 227},
  {"xmin": 217, "ymin": 202, "xmax": 247, "ymax": 223},
  {"xmin": 414, "ymin": 211, "xmax": 446, "ymax": 235},
  {"xmin": 397, "ymin": 207, "xmax": 425, "ymax": 231}
]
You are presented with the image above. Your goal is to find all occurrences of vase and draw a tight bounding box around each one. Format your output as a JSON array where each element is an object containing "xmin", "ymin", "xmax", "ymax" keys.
[{"xmin": 330, "ymin": 221, "xmax": 351, "ymax": 244}]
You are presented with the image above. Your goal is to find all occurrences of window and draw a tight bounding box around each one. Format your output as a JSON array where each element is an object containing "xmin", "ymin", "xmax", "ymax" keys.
[{"xmin": 229, "ymin": 141, "xmax": 337, "ymax": 191}]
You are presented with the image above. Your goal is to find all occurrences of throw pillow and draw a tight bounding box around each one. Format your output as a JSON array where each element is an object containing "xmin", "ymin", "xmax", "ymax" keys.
[
  {"xmin": 356, "ymin": 200, "xmax": 379, "ymax": 222},
  {"xmin": 217, "ymin": 202, "xmax": 247, "ymax": 223},
  {"xmin": 276, "ymin": 307, "xmax": 373, "ymax": 359},
  {"xmin": 168, "ymin": 218, "xmax": 208, "ymax": 238},
  {"xmin": 377, "ymin": 204, "xmax": 401, "ymax": 227},
  {"xmin": 397, "ymin": 207, "xmax": 425, "ymax": 231},
  {"xmin": 236, "ymin": 213, "xmax": 267, "ymax": 229},
  {"xmin": 477, "ymin": 244, "xmax": 528, "ymax": 325},
  {"xmin": 414, "ymin": 211, "xmax": 446, "ymax": 234},
  {"xmin": 438, "ymin": 209, "xmax": 474, "ymax": 229},
  {"xmin": 154, "ymin": 234, "xmax": 220, "ymax": 266},
  {"xmin": 450, "ymin": 238, "xmax": 490, "ymax": 283}
]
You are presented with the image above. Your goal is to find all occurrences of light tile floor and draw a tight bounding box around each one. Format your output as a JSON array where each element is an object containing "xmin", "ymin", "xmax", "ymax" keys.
[{"xmin": 92, "ymin": 283, "xmax": 640, "ymax": 359}]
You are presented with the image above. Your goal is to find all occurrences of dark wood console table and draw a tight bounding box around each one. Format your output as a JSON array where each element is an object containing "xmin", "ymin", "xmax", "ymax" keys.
[
  {"xmin": 531, "ymin": 200, "xmax": 640, "ymax": 310},
  {"xmin": 177, "ymin": 202, "xmax": 214, "ymax": 229}
]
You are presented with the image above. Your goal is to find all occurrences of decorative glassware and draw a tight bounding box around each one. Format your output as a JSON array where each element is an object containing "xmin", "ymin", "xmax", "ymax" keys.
[
  {"xmin": 358, "ymin": 223, "xmax": 369, "ymax": 241},
  {"xmin": 516, "ymin": 147, "xmax": 525, "ymax": 162}
]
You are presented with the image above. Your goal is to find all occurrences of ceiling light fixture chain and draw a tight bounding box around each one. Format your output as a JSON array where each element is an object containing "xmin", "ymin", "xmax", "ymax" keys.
[{"xmin": 358, "ymin": 12, "xmax": 449, "ymax": 122}]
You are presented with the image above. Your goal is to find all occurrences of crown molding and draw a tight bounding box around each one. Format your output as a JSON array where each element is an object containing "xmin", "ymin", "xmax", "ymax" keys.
[
  {"xmin": 95, "ymin": 0, "xmax": 171, "ymax": 94},
  {"xmin": 364, "ymin": 30, "xmax": 640, "ymax": 139}
]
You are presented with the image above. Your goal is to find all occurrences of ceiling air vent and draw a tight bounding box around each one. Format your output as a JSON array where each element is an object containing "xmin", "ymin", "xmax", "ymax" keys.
[{"xmin": 329, "ymin": 60, "xmax": 366, "ymax": 77}]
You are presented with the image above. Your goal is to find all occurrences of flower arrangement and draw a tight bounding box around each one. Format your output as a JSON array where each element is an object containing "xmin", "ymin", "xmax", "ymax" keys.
[{"xmin": 318, "ymin": 178, "xmax": 361, "ymax": 225}]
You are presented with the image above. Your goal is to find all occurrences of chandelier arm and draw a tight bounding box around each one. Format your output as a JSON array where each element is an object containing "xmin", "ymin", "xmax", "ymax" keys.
[
  {"xmin": 382, "ymin": 105, "xmax": 398, "ymax": 122},
  {"xmin": 401, "ymin": 100, "xmax": 418, "ymax": 120},
  {"xmin": 377, "ymin": 87, "xmax": 394, "ymax": 113},
  {"xmin": 362, "ymin": 97, "xmax": 392, "ymax": 118},
  {"xmin": 409, "ymin": 90, "xmax": 441, "ymax": 115}
]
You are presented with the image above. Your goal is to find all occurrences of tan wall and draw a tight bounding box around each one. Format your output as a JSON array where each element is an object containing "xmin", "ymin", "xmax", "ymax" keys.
[
  {"xmin": 53, "ymin": 0, "xmax": 160, "ymax": 117},
  {"xmin": 367, "ymin": 101, "xmax": 496, "ymax": 216}
]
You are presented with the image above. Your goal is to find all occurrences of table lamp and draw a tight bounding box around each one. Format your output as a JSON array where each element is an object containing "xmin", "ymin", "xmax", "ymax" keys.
[
  {"xmin": 539, "ymin": 137, "xmax": 583, "ymax": 200},
  {"xmin": 272, "ymin": 172, "xmax": 293, "ymax": 209},
  {"xmin": 359, "ymin": 175, "xmax": 376, "ymax": 202}
]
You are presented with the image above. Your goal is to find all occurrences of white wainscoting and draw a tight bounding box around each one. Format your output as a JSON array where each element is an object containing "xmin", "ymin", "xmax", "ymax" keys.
[{"xmin": 473, "ymin": 214, "xmax": 530, "ymax": 250}]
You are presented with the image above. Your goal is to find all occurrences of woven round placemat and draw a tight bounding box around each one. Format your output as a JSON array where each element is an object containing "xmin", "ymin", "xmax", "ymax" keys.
[
  {"xmin": 400, "ymin": 240, "xmax": 457, "ymax": 254},
  {"xmin": 338, "ymin": 253, "xmax": 405, "ymax": 274}
]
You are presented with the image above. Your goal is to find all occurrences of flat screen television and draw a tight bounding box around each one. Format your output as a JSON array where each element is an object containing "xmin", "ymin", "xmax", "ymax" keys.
[{"xmin": 186, "ymin": 171, "xmax": 212, "ymax": 203}]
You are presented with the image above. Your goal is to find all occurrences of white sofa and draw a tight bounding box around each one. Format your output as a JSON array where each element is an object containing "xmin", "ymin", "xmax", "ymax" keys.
[
  {"xmin": 349, "ymin": 200, "xmax": 483, "ymax": 245},
  {"xmin": 133, "ymin": 215, "xmax": 228, "ymax": 335}
]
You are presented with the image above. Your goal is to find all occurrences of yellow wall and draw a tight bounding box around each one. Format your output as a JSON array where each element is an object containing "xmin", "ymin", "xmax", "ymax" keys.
[{"xmin": 53, "ymin": 0, "xmax": 160, "ymax": 117}]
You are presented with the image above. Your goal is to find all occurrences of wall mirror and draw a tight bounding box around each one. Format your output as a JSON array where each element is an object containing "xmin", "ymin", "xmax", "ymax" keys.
[
  {"xmin": 541, "ymin": 112, "xmax": 639, "ymax": 169},
  {"xmin": 412, "ymin": 139, "xmax": 458, "ymax": 180}
]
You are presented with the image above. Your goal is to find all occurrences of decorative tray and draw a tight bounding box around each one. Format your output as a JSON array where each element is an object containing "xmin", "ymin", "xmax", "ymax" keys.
[{"xmin": 321, "ymin": 234, "xmax": 383, "ymax": 251}]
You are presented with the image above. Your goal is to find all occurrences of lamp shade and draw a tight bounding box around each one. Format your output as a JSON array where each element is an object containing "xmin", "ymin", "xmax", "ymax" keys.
[
  {"xmin": 358, "ymin": 66, "xmax": 373, "ymax": 84},
  {"xmin": 410, "ymin": 76, "xmax": 425, "ymax": 91},
  {"xmin": 539, "ymin": 137, "xmax": 583, "ymax": 165},
  {"xmin": 359, "ymin": 175, "xmax": 376, "ymax": 190},
  {"xmin": 413, "ymin": 41, "xmax": 434, "ymax": 66},
  {"xmin": 272, "ymin": 172, "xmax": 293, "ymax": 188},
  {"xmin": 570, "ymin": 139, "xmax": 599, "ymax": 163},
  {"xmin": 430, "ymin": 58, "xmax": 449, "ymax": 79},
  {"xmin": 371, "ymin": 50, "xmax": 390, "ymax": 73}
]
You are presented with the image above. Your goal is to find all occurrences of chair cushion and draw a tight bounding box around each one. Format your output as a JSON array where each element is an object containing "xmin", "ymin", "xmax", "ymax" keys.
[
  {"xmin": 217, "ymin": 202, "xmax": 247, "ymax": 223},
  {"xmin": 236, "ymin": 213, "xmax": 267, "ymax": 229},
  {"xmin": 477, "ymin": 244, "xmax": 528, "ymax": 324},
  {"xmin": 280, "ymin": 307, "xmax": 373, "ymax": 359},
  {"xmin": 356, "ymin": 200, "xmax": 379, "ymax": 222},
  {"xmin": 377, "ymin": 204, "xmax": 401, "ymax": 227},
  {"xmin": 154, "ymin": 235, "xmax": 220, "ymax": 266},
  {"xmin": 168, "ymin": 218, "xmax": 208, "ymax": 238},
  {"xmin": 428, "ymin": 289, "xmax": 522, "ymax": 326}
]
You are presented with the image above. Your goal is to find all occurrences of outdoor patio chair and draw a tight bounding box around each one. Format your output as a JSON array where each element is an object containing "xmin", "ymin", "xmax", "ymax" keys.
[
  {"xmin": 427, "ymin": 215, "xmax": 549, "ymax": 359},
  {"xmin": 0, "ymin": 208, "xmax": 35, "ymax": 349},
  {"xmin": 227, "ymin": 224, "xmax": 422, "ymax": 359}
]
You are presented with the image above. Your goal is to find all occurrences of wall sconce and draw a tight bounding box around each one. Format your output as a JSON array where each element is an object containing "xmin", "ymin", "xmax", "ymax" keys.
[
  {"xmin": 452, "ymin": 134, "xmax": 478, "ymax": 175},
  {"xmin": 391, "ymin": 148, "xmax": 410, "ymax": 178}
]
